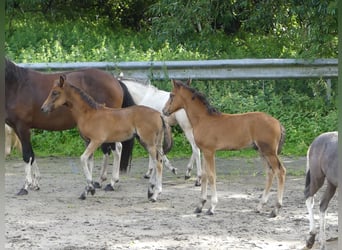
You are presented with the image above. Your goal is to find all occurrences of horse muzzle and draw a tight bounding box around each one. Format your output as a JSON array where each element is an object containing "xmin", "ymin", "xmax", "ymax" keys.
[
  {"xmin": 162, "ymin": 108, "xmax": 170, "ymax": 117},
  {"xmin": 41, "ymin": 104, "xmax": 53, "ymax": 113}
]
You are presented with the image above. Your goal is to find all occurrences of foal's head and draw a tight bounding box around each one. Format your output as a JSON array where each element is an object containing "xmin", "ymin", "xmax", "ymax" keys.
[
  {"xmin": 41, "ymin": 75, "xmax": 68, "ymax": 113},
  {"xmin": 162, "ymin": 79, "xmax": 191, "ymax": 116}
]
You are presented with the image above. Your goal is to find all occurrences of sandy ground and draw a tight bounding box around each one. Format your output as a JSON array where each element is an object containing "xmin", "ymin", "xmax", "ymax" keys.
[{"xmin": 5, "ymin": 156, "xmax": 338, "ymax": 250}]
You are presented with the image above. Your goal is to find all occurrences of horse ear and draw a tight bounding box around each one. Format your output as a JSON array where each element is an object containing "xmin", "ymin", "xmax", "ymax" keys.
[
  {"xmin": 172, "ymin": 79, "xmax": 181, "ymax": 88},
  {"xmin": 186, "ymin": 78, "xmax": 192, "ymax": 86},
  {"xmin": 59, "ymin": 75, "xmax": 66, "ymax": 87}
]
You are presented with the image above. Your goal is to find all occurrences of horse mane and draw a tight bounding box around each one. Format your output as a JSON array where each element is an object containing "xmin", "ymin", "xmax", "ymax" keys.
[
  {"xmin": 67, "ymin": 83, "xmax": 104, "ymax": 110},
  {"xmin": 179, "ymin": 81, "xmax": 221, "ymax": 115},
  {"xmin": 5, "ymin": 58, "xmax": 28, "ymax": 83}
]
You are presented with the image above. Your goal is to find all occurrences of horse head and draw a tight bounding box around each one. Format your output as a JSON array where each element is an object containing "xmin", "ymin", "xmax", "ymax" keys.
[{"xmin": 41, "ymin": 75, "xmax": 68, "ymax": 113}]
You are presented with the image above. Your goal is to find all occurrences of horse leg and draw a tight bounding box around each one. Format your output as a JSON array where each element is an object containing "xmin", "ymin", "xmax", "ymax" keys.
[
  {"xmin": 204, "ymin": 152, "xmax": 217, "ymax": 215},
  {"xmin": 257, "ymin": 163, "xmax": 274, "ymax": 213},
  {"xmin": 105, "ymin": 142, "xmax": 122, "ymax": 191},
  {"xmin": 271, "ymin": 156, "xmax": 286, "ymax": 217},
  {"xmin": 148, "ymin": 149, "xmax": 163, "ymax": 202},
  {"xmin": 258, "ymin": 154, "xmax": 285, "ymax": 217},
  {"xmin": 94, "ymin": 144, "xmax": 111, "ymax": 188},
  {"xmin": 318, "ymin": 182, "xmax": 336, "ymax": 250},
  {"xmin": 144, "ymin": 154, "xmax": 154, "ymax": 179},
  {"xmin": 182, "ymin": 127, "xmax": 201, "ymax": 186},
  {"xmin": 195, "ymin": 153, "xmax": 209, "ymax": 214},
  {"xmin": 79, "ymin": 141, "xmax": 100, "ymax": 200},
  {"xmin": 162, "ymin": 154, "xmax": 177, "ymax": 175},
  {"xmin": 16, "ymin": 127, "xmax": 38, "ymax": 195},
  {"xmin": 31, "ymin": 159, "xmax": 41, "ymax": 190}
]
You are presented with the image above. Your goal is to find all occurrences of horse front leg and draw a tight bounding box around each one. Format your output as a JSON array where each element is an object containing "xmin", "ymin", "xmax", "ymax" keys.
[
  {"xmin": 16, "ymin": 128, "xmax": 39, "ymax": 195},
  {"xmin": 104, "ymin": 142, "xmax": 122, "ymax": 191},
  {"xmin": 182, "ymin": 127, "xmax": 201, "ymax": 186},
  {"xmin": 195, "ymin": 154, "xmax": 209, "ymax": 214},
  {"xmin": 79, "ymin": 141, "xmax": 100, "ymax": 200}
]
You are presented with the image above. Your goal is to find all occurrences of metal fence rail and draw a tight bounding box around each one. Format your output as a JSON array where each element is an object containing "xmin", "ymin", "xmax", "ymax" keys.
[{"xmin": 18, "ymin": 59, "xmax": 338, "ymax": 80}]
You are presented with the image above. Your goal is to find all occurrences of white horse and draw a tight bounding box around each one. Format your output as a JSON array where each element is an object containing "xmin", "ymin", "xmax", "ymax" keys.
[{"xmin": 121, "ymin": 77, "xmax": 202, "ymax": 186}]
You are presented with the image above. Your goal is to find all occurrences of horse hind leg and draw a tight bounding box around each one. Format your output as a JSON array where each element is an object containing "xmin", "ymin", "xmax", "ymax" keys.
[
  {"xmin": 318, "ymin": 182, "xmax": 336, "ymax": 250},
  {"xmin": 105, "ymin": 142, "xmax": 122, "ymax": 191},
  {"xmin": 258, "ymin": 153, "xmax": 286, "ymax": 217}
]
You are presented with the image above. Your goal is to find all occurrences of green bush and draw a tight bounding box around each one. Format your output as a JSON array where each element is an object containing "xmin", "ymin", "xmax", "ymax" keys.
[{"xmin": 5, "ymin": 14, "xmax": 338, "ymax": 159}]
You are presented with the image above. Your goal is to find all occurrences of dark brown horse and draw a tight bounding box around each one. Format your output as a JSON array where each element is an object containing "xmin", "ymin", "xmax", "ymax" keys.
[
  {"xmin": 5, "ymin": 58, "xmax": 135, "ymax": 195},
  {"xmin": 41, "ymin": 76, "xmax": 169, "ymax": 201},
  {"xmin": 163, "ymin": 79, "xmax": 286, "ymax": 217}
]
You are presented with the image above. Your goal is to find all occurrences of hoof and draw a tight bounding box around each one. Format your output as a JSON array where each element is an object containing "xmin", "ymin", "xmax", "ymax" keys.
[
  {"xmin": 269, "ymin": 210, "xmax": 277, "ymax": 218},
  {"xmin": 89, "ymin": 188, "xmax": 96, "ymax": 196},
  {"xmin": 185, "ymin": 175, "xmax": 191, "ymax": 180},
  {"xmin": 194, "ymin": 207, "xmax": 202, "ymax": 214},
  {"xmin": 79, "ymin": 193, "xmax": 86, "ymax": 200},
  {"xmin": 171, "ymin": 168, "xmax": 177, "ymax": 175},
  {"xmin": 194, "ymin": 180, "xmax": 201, "ymax": 186},
  {"xmin": 104, "ymin": 184, "xmax": 115, "ymax": 192},
  {"xmin": 93, "ymin": 182, "xmax": 101, "ymax": 189},
  {"xmin": 306, "ymin": 233, "xmax": 316, "ymax": 249},
  {"xmin": 206, "ymin": 209, "xmax": 214, "ymax": 216},
  {"xmin": 149, "ymin": 197, "xmax": 157, "ymax": 202},
  {"xmin": 147, "ymin": 186, "xmax": 154, "ymax": 199},
  {"xmin": 143, "ymin": 174, "xmax": 150, "ymax": 179},
  {"xmin": 17, "ymin": 188, "xmax": 28, "ymax": 196}
]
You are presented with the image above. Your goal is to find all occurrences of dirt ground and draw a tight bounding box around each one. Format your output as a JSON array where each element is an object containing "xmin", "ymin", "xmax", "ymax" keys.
[{"xmin": 5, "ymin": 156, "xmax": 338, "ymax": 250}]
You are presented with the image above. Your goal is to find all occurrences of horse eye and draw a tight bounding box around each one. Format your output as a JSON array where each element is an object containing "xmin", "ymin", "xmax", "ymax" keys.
[{"xmin": 52, "ymin": 90, "xmax": 59, "ymax": 96}]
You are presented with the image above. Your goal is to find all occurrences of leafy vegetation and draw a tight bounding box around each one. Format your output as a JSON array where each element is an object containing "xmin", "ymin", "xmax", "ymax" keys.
[{"xmin": 5, "ymin": 1, "xmax": 338, "ymax": 159}]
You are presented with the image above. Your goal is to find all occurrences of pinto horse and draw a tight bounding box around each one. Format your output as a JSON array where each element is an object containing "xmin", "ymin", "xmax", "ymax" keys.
[
  {"xmin": 41, "ymin": 76, "xmax": 169, "ymax": 201},
  {"xmin": 121, "ymin": 78, "xmax": 202, "ymax": 185},
  {"xmin": 163, "ymin": 79, "xmax": 286, "ymax": 217},
  {"xmin": 5, "ymin": 58, "xmax": 135, "ymax": 195},
  {"xmin": 304, "ymin": 131, "xmax": 338, "ymax": 250}
]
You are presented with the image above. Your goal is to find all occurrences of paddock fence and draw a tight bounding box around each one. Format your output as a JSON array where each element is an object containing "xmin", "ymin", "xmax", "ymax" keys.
[{"xmin": 18, "ymin": 59, "xmax": 338, "ymax": 80}]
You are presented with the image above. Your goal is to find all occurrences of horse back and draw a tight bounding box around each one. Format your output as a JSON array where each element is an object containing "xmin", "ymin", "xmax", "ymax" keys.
[{"xmin": 308, "ymin": 132, "xmax": 338, "ymax": 187}]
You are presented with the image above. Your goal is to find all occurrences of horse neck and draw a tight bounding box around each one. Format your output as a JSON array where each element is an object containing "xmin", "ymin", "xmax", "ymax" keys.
[
  {"xmin": 179, "ymin": 91, "xmax": 209, "ymax": 126},
  {"xmin": 64, "ymin": 84, "xmax": 97, "ymax": 119}
]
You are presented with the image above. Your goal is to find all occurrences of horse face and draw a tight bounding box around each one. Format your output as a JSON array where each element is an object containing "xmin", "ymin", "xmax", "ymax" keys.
[
  {"xmin": 41, "ymin": 83, "xmax": 66, "ymax": 113},
  {"xmin": 163, "ymin": 79, "xmax": 185, "ymax": 116}
]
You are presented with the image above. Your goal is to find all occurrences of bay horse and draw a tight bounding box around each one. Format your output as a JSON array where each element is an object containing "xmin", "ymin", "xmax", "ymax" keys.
[
  {"xmin": 5, "ymin": 58, "xmax": 135, "ymax": 195},
  {"xmin": 41, "ymin": 76, "xmax": 169, "ymax": 201},
  {"xmin": 304, "ymin": 131, "xmax": 338, "ymax": 250},
  {"xmin": 121, "ymin": 78, "xmax": 202, "ymax": 185},
  {"xmin": 163, "ymin": 79, "xmax": 286, "ymax": 217}
]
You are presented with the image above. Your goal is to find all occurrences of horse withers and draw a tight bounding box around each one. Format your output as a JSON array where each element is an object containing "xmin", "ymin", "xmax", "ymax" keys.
[
  {"xmin": 304, "ymin": 131, "xmax": 338, "ymax": 250},
  {"xmin": 163, "ymin": 79, "xmax": 286, "ymax": 217},
  {"xmin": 41, "ymin": 76, "xmax": 171, "ymax": 201}
]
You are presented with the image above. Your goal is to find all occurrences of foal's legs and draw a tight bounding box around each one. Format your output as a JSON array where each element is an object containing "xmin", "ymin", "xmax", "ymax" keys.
[
  {"xmin": 195, "ymin": 151, "xmax": 217, "ymax": 215},
  {"xmin": 79, "ymin": 141, "xmax": 101, "ymax": 200},
  {"xmin": 147, "ymin": 147, "xmax": 163, "ymax": 202},
  {"xmin": 258, "ymin": 154, "xmax": 286, "ymax": 217},
  {"xmin": 177, "ymin": 116, "xmax": 202, "ymax": 186},
  {"xmin": 106, "ymin": 142, "xmax": 122, "ymax": 191}
]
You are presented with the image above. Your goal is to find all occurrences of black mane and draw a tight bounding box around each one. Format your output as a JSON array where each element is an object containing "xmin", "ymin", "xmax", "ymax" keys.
[
  {"xmin": 179, "ymin": 81, "xmax": 221, "ymax": 115},
  {"xmin": 5, "ymin": 58, "xmax": 29, "ymax": 84},
  {"xmin": 68, "ymin": 83, "xmax": 103, "ymax": 110}
]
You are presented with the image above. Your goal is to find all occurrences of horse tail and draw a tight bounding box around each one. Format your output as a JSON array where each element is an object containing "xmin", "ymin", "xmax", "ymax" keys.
[
  {"xmin": 118, "ymin": 80, "xmax": 136, "ymax": 172},
  {"xmin": 277, "ymin": 123, "xmax": 286, "ymax": 155},
  {"xmin": 161, "ymin": 116, "xmax": 173, "ymax": 154},
  {"xmin": 304, "ymin": 145, "xmax": 312, "ymax": 199}
]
